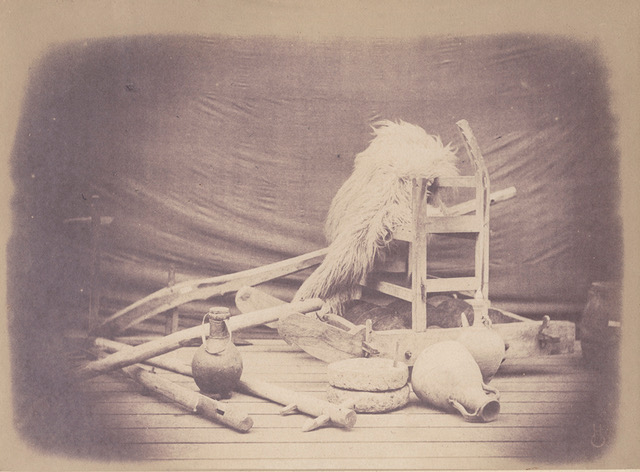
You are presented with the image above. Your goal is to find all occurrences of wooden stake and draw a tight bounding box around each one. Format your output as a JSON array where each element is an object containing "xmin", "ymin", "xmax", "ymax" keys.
[
  {"xmin": 301, "ymin": 401, "xmax": 356, "ymax": 432},
  {"xmin": 237, "ymin": 378, "xmax": 357, "ymax": 431},
  {"xmin": 73, "ymin": 298, "xmax": 323, "ymax": 381},
  {"xmin": 301, "ymin": 414, "xmax": 331, "ymax": 432}
]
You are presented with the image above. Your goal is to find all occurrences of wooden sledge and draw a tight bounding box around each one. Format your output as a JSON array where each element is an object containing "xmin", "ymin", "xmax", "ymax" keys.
[{"xmin": 237, "ymin": 287, "xmax": 575, "ymax": 365}]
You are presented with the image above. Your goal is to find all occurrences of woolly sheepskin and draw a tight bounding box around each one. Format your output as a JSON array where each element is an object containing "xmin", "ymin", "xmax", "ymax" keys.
[{"xmin": 294, "ymin": 120, "xmax": 460, "ymax": 315}]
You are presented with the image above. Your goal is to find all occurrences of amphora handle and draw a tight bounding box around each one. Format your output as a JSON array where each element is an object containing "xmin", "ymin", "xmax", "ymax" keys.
[
  {"xmin": 449, "ymin": 385, "xmax": 501, "ymax": 423},
  {"xmin": 482, "ymin": 382, "xmax": 500, "ymax": 400}
]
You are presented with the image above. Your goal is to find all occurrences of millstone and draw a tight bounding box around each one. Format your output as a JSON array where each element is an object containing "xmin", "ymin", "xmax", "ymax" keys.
[
  {"xmin": 327, "ymin": 357, "xmax": 409, "ymax": 391},
  {"xmin": 327, "ymin": 384, "xmax": 410, "ymax": 413}
]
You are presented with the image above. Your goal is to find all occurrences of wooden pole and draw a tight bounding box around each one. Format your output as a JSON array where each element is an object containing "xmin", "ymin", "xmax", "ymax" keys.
[
  {"xmin": 94, "ymin": 337, "xmax": 357, "ymax": 432},
  {"xmin": 121, "ymin": 364, "xmax": 253, "ymax": 433},
  {"xmin": 446, "ymin": 186, "xmax": 515, "ymax": 217},
  {"xmin": 73, "ymin": 298, "xmax": 324, "ymax": 381},
  {"xmin": 89, "ymin": 194, "xmax": 101, "ymax": 331},
  {"xmin": 164, "ymin": 265, "xmax": 180, "ymax": 335},
  {"xmin": 92, "ymin": 337, "xmax": 188, "ymax": 372}
]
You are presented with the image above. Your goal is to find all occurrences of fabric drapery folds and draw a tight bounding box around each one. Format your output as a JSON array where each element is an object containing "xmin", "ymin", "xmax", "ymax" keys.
[{"xmin": 9, "ymin": 35, "xmax": 621, "ymax": 322}]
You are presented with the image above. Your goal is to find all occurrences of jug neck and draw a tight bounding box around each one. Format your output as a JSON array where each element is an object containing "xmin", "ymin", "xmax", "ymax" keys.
[{"xmin": 202, "ymin": 307, "xmax": 232, "ymax": 354}]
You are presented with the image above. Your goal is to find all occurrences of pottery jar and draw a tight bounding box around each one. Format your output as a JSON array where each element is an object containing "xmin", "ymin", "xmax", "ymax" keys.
[
  {"xmin": 411, "ymin": 340, "xmax": 500, "ymax": 422},
  {"xmin": 456, "ymin": 327, "xmax": 506, "ymax": 382}
]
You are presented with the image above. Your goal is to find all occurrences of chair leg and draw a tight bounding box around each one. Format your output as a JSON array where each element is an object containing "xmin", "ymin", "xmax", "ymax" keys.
[{"xmin": 411, "ymin": 178, "xmax": 429, "ymax": 332}]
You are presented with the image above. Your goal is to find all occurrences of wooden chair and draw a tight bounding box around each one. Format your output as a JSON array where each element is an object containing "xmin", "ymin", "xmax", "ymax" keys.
[{"xmin": 365, "ymin": 120, "xmax": 491, "ymax": 332}]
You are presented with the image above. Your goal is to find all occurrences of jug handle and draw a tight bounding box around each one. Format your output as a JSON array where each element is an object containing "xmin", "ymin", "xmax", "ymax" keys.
[
  {"xmin": 449, "ymin": 398, "xmax": 482, "ymax": 422},
  {"xmin": 482, "ymin": 382, "xmax": 500, "ymax": 400}
]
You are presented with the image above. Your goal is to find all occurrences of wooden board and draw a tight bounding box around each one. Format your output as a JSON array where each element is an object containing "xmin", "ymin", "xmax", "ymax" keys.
[{"xmin": 277, "ymin": 312, "xmax": 366, "ymax": 363}]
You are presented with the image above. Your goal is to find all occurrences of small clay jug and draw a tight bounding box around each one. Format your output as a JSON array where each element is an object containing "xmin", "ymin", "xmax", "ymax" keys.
[
  {"xmin": 411, "ymin": 340, "xmax": 500, "ymax": 422},
  {"xmin": 457, "ymin": 327, "xmax": 506, "ymax": 382},
  {"xmin": 191, "ymin": 307, "xmax": 243, "ymax": 398}
]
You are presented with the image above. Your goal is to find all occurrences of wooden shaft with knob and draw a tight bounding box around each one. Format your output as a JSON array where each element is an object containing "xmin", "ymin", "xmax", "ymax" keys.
[
  {"xmin": 121, "ymin": 364, "xmax": 253, "ymax": 432},
  {"xmin": 236, "ymin": 378, "xmax": 357, "ymax": 431}
]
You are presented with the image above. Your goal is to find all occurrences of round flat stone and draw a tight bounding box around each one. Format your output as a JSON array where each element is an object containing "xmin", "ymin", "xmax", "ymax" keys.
[
  {"xmin": 327, "ymin": 384, "xmax": 411, "ymax": 413},
  {"xmin": 327, "ymin": 357, "xmax": 409, "ymax": 391}
]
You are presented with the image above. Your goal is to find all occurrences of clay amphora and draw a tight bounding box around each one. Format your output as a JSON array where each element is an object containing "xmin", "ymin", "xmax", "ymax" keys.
[
  {"xmin": 457, "ymin": 327, "xmax": 506, "ymax": 382},
  {"xmin": 191, "ymin": 307, "xmax": 243, "ymax": 397},
  {"xmin": 411, "ymin": 340, "xmax": 500, "ymax": 422}
]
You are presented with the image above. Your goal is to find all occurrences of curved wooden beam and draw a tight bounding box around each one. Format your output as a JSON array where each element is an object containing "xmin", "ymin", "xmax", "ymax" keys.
[{"xmin": 92, "ymin": 248, "xmax": 327, "ymax": 336}]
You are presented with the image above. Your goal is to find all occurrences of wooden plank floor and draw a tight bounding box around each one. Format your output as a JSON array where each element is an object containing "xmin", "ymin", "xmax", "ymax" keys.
[{"xmin": 75, "ymin": 338, "xmax": 611, "ymax": 470}]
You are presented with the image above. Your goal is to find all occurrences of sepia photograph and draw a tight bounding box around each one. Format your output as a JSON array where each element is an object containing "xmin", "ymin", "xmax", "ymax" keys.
[{"xmin": 2, "ymin": 1, "xmax": 639, "ymax": 470}]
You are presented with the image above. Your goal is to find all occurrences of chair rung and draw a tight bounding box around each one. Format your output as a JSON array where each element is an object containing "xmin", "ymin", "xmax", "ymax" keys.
[
  {"xmin": 437, "ymin": 176, "xmax": 477, "ymax": 188},
  {"xmin": 367, "ymin": 277, "xmax": 479, "ymax": 300},
  {"xmin": 394, "ymin": 215, "xmax": 480, "ymax": 241}
]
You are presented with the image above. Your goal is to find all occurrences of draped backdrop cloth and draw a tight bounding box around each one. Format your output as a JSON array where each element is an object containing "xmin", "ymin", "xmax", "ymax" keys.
[{"xmin": 9, "ymin": 34, "xmax": 622, "ymax": 330}]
